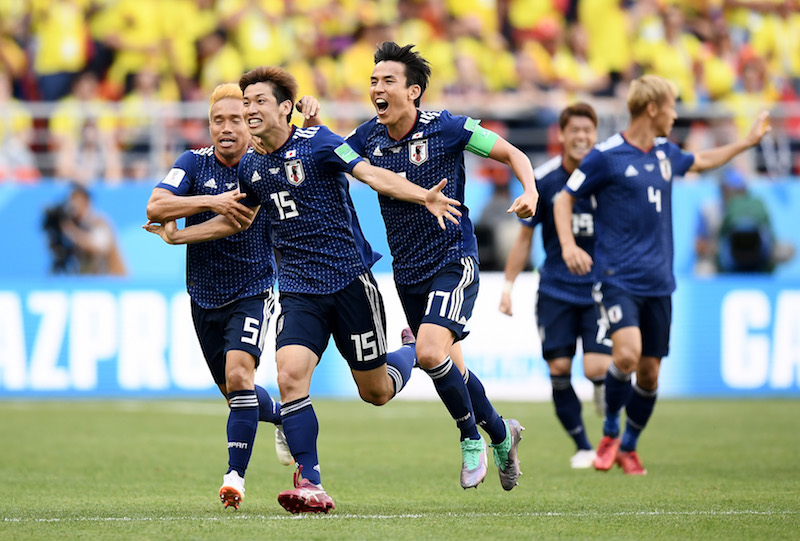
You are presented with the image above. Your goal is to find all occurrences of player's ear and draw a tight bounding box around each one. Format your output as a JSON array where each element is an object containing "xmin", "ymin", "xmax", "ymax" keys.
[
  {"xmin": 408, "ymin": 84, "xmax": 421, "ymax": 102},
  {"xmin": 646, "ymin": 101, "xmax": 659, "ymax": 118}
]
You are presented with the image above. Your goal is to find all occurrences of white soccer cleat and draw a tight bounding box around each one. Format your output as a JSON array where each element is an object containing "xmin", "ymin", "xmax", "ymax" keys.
[
  {"xmin": 570, "ymin": 449, "xmax": 597, "ymax": 469},
  {"xmin": 219, "ymin": 470, "xmax": 245, "ymax": 510},
  {"xmin": 274, "ymin": 425, "xmax": 294, "ymax": 466}
]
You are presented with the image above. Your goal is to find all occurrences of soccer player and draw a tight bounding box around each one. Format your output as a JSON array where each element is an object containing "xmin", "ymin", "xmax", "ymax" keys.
[
  {"xmin": 157, "ymin": 66, "xmax": 462, "ymax": 514},
  {"xmin": 499, "ymin": 103, "xmax": 612, "ymax": 469},
  {"xmin": 346, "ymin": 42, "xmax": 538, "ymax": 490},
  {"xmin": 144, "ymin": 83, "xmax": 320, "ymax": 510},
  {"xmin": 553, "ymin": 75, "xmax": 770, "ymax": 475}
]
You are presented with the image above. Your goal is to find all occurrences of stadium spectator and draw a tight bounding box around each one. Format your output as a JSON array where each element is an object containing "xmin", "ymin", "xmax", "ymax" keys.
[
  {"xmin": 49, "ymin": 70, "xmax": 122, "ymax": 184},
  {"xmin": 44, "ymin": 183, "xmax": 126, "ymax": 275},
  {"xmin": 29, "ymin": 0, "xmax": 90, "ymax": 101},
  {"xmin": 0, "ymin": 71, "xmax": 40, "ymax": 182},
  {"xmin": 695, "ymin": 167, "xmax": 795, "ymax": 274},
  {"xmin": 197, "ymin": 29, "xmax": 245, "ymax": 96},
  {"xmin": 553, "ymin": 75, "xmax": 770, "ymax": 475},
  {"xmin": 499, "ymin": 102, "xmax": 610, "ymax": 469},
  {"xmin": 145, "ymin": 83, "xmax": 305, "ymax": 511},
  {"xmin": 347, "ymin": 42, "xmax": 535, "ymax": 491}
]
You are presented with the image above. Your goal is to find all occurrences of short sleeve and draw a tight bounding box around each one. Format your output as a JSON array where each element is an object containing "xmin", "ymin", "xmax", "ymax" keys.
[
  {"xmin": 155, "ymin": 151, "xmax": 196, "ymax": 195},
  {"xmin": 564, "ymin": 149, "xmax": 609, "ymax": 198},
  {"xmin": 314, "ymin": 126, "xmax": 364, "ymax": 174}
]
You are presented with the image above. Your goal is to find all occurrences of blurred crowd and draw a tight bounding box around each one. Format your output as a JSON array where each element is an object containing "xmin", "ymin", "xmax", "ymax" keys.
[{"xmin": 1, "ymin": 0, "xmax": 799, "ymax": 183}]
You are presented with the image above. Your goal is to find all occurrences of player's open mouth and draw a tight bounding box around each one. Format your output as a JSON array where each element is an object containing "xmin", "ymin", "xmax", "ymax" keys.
[
  {"xmin": 248, "ymin": 118, "xmax": 262, "ymax": 127},
  {"xmin": 218, "ymin": 137, "xmax": 236, "ymax": 146},
  {"xmin": 375, "ymin": 99, "xmax": 389, "ymax": 113}
]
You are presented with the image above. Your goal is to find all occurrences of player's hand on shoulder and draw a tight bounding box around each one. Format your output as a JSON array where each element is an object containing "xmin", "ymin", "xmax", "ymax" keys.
[
  {"xmin": 507, "ymin": 191, "xmax": 538, "ymax": 219},
  {"xmin": 210, "ymin": 189, "xmax": 254, "ymax": 229},
  {"xmin": 250, "ymin": 136, "xmax": 267, "ymax": 155},
  {"xmin": 562, "ymin": 244, "xmax": 593, "ymax": 276},
  {"xmin": 143, "ymin": 220, "xmax": 178, "ymax": 245},
  {"xmin": 296, "ymin": 95, "xmax": 321, "ymax": 123},
  {"xmin": 425, "ymin": 178, "xmax": 462, "ymax": 230}
]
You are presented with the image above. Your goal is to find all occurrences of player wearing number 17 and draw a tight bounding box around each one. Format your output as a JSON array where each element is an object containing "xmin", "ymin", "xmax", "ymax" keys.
[{"xmin": 553, "ymin": 75, "xmax": 771, "ymax": 475}]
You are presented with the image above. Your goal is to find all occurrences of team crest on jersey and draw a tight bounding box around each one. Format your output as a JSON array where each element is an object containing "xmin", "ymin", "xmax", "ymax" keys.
[
  {"xmin": 284, "ymin": 159, "xmax": 305, "ymax": 185},
  {"xmin": 656, "ymin": 150, "xmax": 671, "ymax": 181},
  {"xmin": 409, "ymin": 139, "xmax": 428, "ymax": 165}
]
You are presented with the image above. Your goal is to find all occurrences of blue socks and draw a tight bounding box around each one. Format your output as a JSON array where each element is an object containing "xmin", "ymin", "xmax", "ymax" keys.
[
  {"xmin": 386, "ymin": 345, "xmax": 415, "ymax": 396},
  {"xmin": 226, "ymin": 389, "xmax": 259, "ymax": 477},
  {"xmin": 621, "ymin": 384, "xmax": 658, "ymax": 452},
  {"xmin": 603, "ymin": 362, "xmax": 633, "ymax": 437},
  {"xmin": 464, "ymin": 369, "xmax": 506, "ymax": 445},
  {"xmin": 424, "ymin": 357, "xmax": 480, "ymax": 441},
  {"xmin": 255, "ymin": 385, "xmax": 281, "ymax": 424},
  {"xmin": 280, "ymin": 396, "xmax": 321, "ymax": 485},
  {"xmin": 551, "ymin": 374, "xmax": 592, "ymax": 450}
]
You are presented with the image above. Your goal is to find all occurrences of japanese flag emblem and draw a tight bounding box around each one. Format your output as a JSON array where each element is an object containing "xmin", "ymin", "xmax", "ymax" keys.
[
  {"xmin": 284, "ymin": 159, "xmax": 305, "ymax": 186},
  {"xmin": 656, "ymin": 150, "xmax": 672, "ymax": 182},
  {"xmin": 409, "ymin": 139, "xmax": 428, "ymax": 165}
]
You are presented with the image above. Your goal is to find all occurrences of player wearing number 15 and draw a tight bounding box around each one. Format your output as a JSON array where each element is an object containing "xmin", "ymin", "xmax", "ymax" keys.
[{"xmin": 553, "ymin": 75, "xmax": 771, "ymax": 475}]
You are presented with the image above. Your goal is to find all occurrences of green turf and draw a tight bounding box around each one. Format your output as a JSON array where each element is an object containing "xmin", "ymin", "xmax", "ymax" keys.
[{"xmin": 1, "ymin": 398, "xmax": 798, "ymax": 540}]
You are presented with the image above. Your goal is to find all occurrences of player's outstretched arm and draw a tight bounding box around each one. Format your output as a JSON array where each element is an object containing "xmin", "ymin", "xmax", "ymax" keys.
[
  {"xmin": 143, "ymin": 206, "xmax": 259, "ymax": 245},
  {"xmin": 690, "ymin": 111, "xmax": 771, "ymax": 173},
  {"xmin": 486, "ymin": 137, "xmax": 539, "ymax": 219},
  {"xmin": 553, "ymin": 190, "xmax": 593, "ymax": 276},
  {"xmin": 146, "ymin": 187, "xmax": 255, "ymax": 228},
  {"xmin": 499, "ymin": 224, "xmax": 534, "ymax": 316},
  {"xmin": 351, "ymin": 161, "xmax": 462, "ymax": 229}
]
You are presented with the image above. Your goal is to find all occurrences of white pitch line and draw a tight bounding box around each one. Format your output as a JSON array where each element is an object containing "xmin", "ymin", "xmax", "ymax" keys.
[{"xmin": 3, "ymin": 510, "xmax": 797, "ymax": 524}]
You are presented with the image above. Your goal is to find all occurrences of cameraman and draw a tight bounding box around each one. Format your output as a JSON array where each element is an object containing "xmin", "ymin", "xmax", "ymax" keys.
[{"xmin": 42, "ymin": 184, "xmax": 127, "ymax": 275}]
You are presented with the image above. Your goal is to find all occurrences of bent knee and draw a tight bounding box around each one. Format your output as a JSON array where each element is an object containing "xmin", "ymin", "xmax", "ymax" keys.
[{"xmin": 359, "ymin": 388, "xmax": 392, "ymax": 406}]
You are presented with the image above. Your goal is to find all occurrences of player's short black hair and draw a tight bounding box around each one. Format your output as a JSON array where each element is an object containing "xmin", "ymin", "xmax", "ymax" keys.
[
  {"xmin": 559, "ymin": 102, "xmax": 598, "ymax": 130},
  {"xmin": 239, "ymin": 66, "xmax": 298, "ymax": 124},
  {"xmin": 374, "ymin": 42, "xmax": 431, "ymax": 107}
]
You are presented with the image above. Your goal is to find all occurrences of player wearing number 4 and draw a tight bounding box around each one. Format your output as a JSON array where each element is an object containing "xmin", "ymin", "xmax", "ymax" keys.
[
  {"xmin": 156, "ymin": 66, "xmax": 462, "ymax": 514},
  {"xmin": 499, "ymin": 103, "xmax": 611, "ymax": 470},
  {"xmin": 144, "ymin": 83, "xmax": 321, "ymax": 510},
  {"xmin": 346, "ymin": 42, "xmax": 538, "ymax": 490},
  {"xmin": 553, "ymin": 75, "xmax": 770, "ymax": 475}
]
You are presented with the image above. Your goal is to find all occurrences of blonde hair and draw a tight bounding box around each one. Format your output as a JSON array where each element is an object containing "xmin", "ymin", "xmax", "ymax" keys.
[
  {"xmin": 208, "ymin": 83, "xmax": 243, "ymax": 121},
  {"xmin": 626, "ymin": 75, "xmax": 678, "ymax": 118}
]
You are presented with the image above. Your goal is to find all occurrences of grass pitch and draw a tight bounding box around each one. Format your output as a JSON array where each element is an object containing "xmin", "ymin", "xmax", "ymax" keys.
[{"xmin": 1, "ymin": 398, "xmax": 798, "ymax": 540}]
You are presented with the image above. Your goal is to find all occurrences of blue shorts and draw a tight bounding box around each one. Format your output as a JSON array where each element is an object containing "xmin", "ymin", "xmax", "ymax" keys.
[
  {"xmin": 593, "ymin": 282, "xmax": 672, "ymax": 359},
  {"xmin": 395, "ymin": 257, "xmax": 479, "ymax": 341},
  {"xmin": 535, "ymin": 291, "xmax": 612, "ymax": 361},
  {"xmin": 276, "ymin": 272, "xmax": 388, "ymax": 371},
  {"xmin": 191, "ymin": 292, "xmax": 275, "ymax": 385}
]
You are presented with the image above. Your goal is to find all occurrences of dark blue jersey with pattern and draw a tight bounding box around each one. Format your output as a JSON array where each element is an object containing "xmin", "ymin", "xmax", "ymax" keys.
[
  {"xmin": 564, "ymin": 134, "xmax": 694, "ymax": 296},
  {"xmin": 238, "ymin": 125, "xmax": 379, "ymax": 294},
  {"xmin": 346, "ymin": 110, "xmax": 480, "ymax": 285},
  {"xmin": 522, "ymin": 155, "xmax": 597, "ymax": 305},
  {"xmin": 155, "ymin": 147, "xmax": 275, "ymax": 309}
]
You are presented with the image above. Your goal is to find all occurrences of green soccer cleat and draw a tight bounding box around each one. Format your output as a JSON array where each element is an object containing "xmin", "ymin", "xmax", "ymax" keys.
[{"xmin": 490, "ymin": 418, "xmax": 524, "ymax": 490}]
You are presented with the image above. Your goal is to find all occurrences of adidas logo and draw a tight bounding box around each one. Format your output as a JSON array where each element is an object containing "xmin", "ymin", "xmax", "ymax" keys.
[
  {"xmin": 251, "ymin": 170, "xmax": 261, "ymax": 182},
  {"xmin": 624, "ymin": 165, "xmax": 639, "ymax": 177},
  {"xmin": 204, "ymin": 178, "xmax": 217, "ymax": 189},
  {"xmin": 373, "ymin": 147, "xmax": 383, "ymax": 156}
]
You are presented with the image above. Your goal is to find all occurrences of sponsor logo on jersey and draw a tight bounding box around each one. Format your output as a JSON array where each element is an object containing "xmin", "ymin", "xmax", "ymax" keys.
[
  {"xmin": 225, "ymin": 182, "xmax": 236, "ymax": 190},
  {"xmin": 162, "ymin": 168, "xmax": 185, "ymax": 188},
  {"xmin": 251, "ymin": 170, "xmax": 261, "ymax": 183},
  {"xmin": 269, "ymin": 167, "xmax": 280, "ymax": 175},
  {"xmin": 204, "ymin": 178, "xmax": 217, "ymax": 189},
  {"xmin": 389, "ymin": 146, "xmax": 402, "ymax": 153},
  {"xmin": 644, "ymin": 163, "xmax": 655, "ymax": 172},
  {"xmin": 284, "ymin": 159, "xmax": 305, "ymax": 186},
  {"xmin": 409, "ymin": 139, "xmax": 428, "ymax": 165},
  {"xmin": 624, "ymin": 165, "xmax": 639, "ymax": 177},
  {"xmin": 656, "ymin": 149, "xmax": 672, "ymax": 181}
]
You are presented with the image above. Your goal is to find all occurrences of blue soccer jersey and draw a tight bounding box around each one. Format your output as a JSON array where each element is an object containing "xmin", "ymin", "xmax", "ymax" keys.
[
  {"xmin": 238, "ymin": 126, "xmax": 380, "ymax": 294},
  {"xmin": 346, "ymin": 110, "xmax": 481, "ymax": 285},
  {"xmin": 523, "ymin": 155, "xmax": 597, "ymax": 305},
  {"xmin": 564, "ymin": 134, "xmax": 694, "ymax": 296},
  {"xmin": 156, "ymin": 147, "xmax": 275, "ymax": 309}
]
